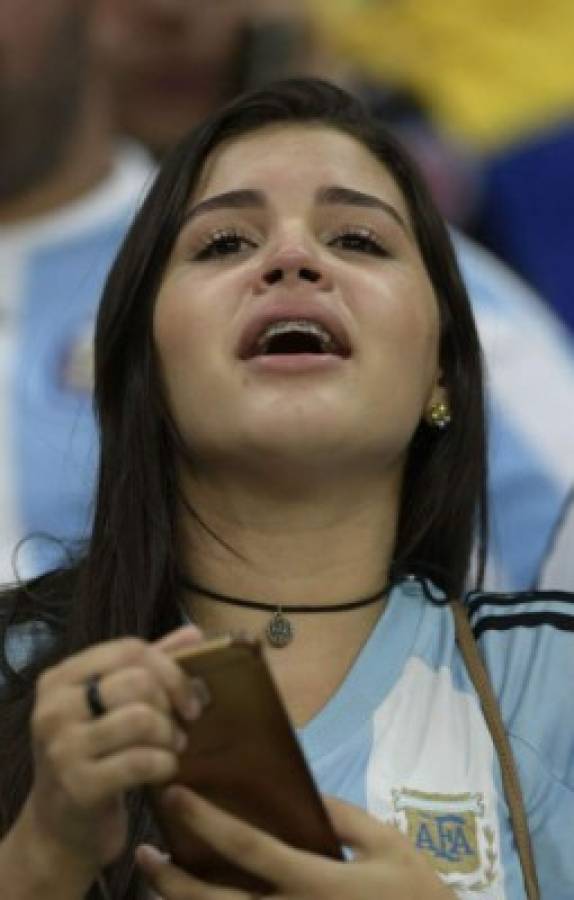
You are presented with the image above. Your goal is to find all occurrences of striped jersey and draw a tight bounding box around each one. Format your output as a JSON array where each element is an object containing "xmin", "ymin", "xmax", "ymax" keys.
[
  {"xmin": 299, "ymin": 577, "xmax": 574, "ymax": 898},
  {"xmin": 0, "ymin": 145, "xmax": 153, "ymax": 582},
  {"xmin": 452, "ymin": 232, "xmax": 574, "ymax": 590},
  {"xmin": 4, "ymin": 577, "xmax": 572, "ymax": 898}
]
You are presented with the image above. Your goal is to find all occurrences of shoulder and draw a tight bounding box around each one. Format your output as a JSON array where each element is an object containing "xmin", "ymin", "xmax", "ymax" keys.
[
  {"xmin": 0, "ymin": 143, "xmax": 154, "ymax": 256},
  {"xmin": 467, "ymin": 588, "xmax": 574, "ymax": 639},
  {"xmin": 452, "ymin": 228, "xmax": 574, "ymax": 357},
  {"xmin": 466, "ymin": 589, "xmax": 574, "ymax": 787}
]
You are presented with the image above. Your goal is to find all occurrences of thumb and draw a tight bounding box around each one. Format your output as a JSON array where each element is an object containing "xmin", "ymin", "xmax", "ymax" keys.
[{"xmin": 323, "ymin": 795, "xmax": 397, "ymax": 857}]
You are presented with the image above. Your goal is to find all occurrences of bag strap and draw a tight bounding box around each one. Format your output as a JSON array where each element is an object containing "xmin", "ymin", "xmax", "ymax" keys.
[{"xmin": 450, "ymin": 600, "xmax": 540, "ymax": 900}]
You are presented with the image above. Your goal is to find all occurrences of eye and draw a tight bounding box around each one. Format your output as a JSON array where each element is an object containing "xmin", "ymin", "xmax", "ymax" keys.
[
  {"xmin": 328, "ymin": 227, "xmax": 389, "ymax": 258},
  {"xmin": 194, "ymin": 229, "xmax": 257, "ymax": 261}
]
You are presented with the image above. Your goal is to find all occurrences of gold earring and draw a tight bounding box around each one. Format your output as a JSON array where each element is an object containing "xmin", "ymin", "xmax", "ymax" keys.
[{"xmin": 427, "ymin": 400, "xmax": 452, "ymax": 430}]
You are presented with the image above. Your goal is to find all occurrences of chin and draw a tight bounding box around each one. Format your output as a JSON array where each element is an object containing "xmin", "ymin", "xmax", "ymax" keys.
[{"xmin": 237, "ymin": 423, "xmax": 358, "ymax": 473}]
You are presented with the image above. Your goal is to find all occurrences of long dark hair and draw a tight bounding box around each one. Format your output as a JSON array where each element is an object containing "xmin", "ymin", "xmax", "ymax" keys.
[{"xmin": 0, "ymin": 78, "xmax": 487, "ymax": 897}]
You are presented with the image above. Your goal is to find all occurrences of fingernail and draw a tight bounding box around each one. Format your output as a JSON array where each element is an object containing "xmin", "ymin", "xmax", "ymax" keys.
[
  {"xmin": 182, "ymin": 678, "xmax": 211, "ymax": 720},
  {"xmin": 175, "ymin": 729, "xmax": 188, "ymax": 752},
  {"xmin": 190, "ymin": 677, "xmax": 211, "ymax": 708},
  {"xmin": 182, "ymin": 695, "xmax": 202, "ymax": 721},
  {"xmin": 136, "ymin": 844, "xmax": 170, "ymax": 868}
]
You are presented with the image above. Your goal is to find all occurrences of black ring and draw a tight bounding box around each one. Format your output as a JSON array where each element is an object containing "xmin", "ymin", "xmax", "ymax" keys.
[{"xmin": 85, "ymin": 673, "xmax": 106, "ymax": 718}]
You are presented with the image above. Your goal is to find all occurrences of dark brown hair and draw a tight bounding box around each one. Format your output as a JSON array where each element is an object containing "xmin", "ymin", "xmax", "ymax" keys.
[{"xmin": 0, "ymin": 78, "xmax": 487, "ymax": 898}]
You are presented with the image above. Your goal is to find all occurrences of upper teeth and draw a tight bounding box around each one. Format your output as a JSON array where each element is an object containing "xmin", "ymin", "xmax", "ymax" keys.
[{"xmin": 256, "ymin": 319, "xmax": 336, "ymax": 354}]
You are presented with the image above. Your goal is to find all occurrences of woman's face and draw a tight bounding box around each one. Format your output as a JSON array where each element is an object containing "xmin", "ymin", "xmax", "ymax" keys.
[{"xmin": 154, "ymin": 125, "xmax": 443, "ymax": 482}]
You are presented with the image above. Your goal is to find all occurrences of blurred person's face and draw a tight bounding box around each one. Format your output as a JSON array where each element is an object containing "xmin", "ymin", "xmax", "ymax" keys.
[
  {"xmin": 0, "ymin": 0, "xmax": 91, "ymax": 204},
  {"xmin": 94, "ymin": 0, "xmax": 307, "ymax": 158}
]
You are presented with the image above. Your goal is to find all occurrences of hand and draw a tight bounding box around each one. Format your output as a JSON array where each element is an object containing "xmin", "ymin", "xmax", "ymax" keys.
[
  {"xmin": 12, "ymin": 625, "xmax": 204, "ymax": 887},
  {"xmin": 136, "ymin": 787, "xmax": 456, "ymax": 899}
]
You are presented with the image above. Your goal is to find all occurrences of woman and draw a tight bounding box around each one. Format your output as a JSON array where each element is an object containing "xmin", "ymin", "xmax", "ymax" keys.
[{"xmin": 0, "ymin": 79, "xmax": 571, "ymax": 899}]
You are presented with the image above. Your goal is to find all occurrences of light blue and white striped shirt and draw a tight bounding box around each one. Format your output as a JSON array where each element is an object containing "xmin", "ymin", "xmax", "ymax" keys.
[{"xmin": 299, "ymin": 577, "xmax": 574, "ymax": 899}]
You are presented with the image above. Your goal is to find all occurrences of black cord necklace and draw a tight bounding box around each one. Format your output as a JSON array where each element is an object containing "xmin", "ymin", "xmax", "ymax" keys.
[{"xmin": 178, "ymin": 576, "xmax": 391, "ymax": 648}]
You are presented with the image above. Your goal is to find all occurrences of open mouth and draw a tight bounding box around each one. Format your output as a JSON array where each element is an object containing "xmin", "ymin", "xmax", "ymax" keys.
[{"xmin": 246, "ymin": 319, "xmax": 350, "ymax": 359}]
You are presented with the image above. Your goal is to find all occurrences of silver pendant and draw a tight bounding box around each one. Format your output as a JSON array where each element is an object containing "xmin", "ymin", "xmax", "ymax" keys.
[{"xmin": 266, "ymin": 610, "xmax": 293, "ymax": 648}]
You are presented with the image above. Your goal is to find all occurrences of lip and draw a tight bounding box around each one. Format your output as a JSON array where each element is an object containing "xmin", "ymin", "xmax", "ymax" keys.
[
  {"xmin": 237, "ymin": 299, "xmax": 352, "ymax": 362},
  {"xmin": 245, "ymin": 353, "xmax": 346, "ymax": 375}
]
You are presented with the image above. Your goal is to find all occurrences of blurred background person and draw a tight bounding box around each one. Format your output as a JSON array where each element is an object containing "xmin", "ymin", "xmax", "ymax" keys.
[
  {"xmin": 309, "ymin": 0, "xmax": 574, "ymax": 333},
  {"xmin": 92, "ymin": 0, "xmax": 574, "ymax": 592},
  {"xmin": 0, "ymin": 0, "xmax": 154, "ymax": 581},
  {"xmin": 95, "ymin": 0, "xmax": 325, "ymax": 160}
]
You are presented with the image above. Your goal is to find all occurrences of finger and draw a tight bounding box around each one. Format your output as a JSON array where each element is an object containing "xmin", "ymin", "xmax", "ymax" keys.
[
  {"xmin": 80, "ymin": 704, "xmax": 188, "ymax": 758},
  {"xmin": 159, "ymin": 786, "xmax": 331, "ymax": 893},
  {"xmin": 73, "ymin": 748, "xmax": 180, "ymax": 805},
  {"xmin": 33, "ymin": 667, "xmax": 177, "ymax": 745},
  {"xmin": 34, "ymin": 652, "xmax": 204, "ymax": 761},
  {"xmin": 154, "ymin": 624, "xmax": 203, "ymax": 652},
  {"xmin": 323, "ymin": 795, "xmax": 401, "ymax": 855},
  {"xmin": 144, "ymin": 642, "xmax": 207, "ymax": 724},
  {"xmin": 135, "ymin": 844, "xmax": 251, "ymax": 900},
  {"xmin": 94, "ymin": 643, "xmax": 206, "ymax": 725},
  {"xmin": 39, "ymin": 626, "xmax": 203, "ymax": 721},
  {"xmin": 93, "ymin": 639, "xmax": 205, "ymax": 725},
  {"xmin": 39, "ymin": 637, "xmax": 155, "ymax": 688},
  {"xmin": 98, "ymin": 658, "xmax": 206, "ymax": 724},
  {"xmin": 32, "ymin": 681, "xmax": 87, "ymax": 743},
  {"xmin": 33, "ymin": 646, "xmax": 160, "ymax": 736},
  {"xmin": 100, "ymin": 664, "xmax": 172, "ymax": 715}
]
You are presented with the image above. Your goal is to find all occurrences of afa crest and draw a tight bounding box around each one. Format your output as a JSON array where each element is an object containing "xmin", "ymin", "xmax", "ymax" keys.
[{"xmin": 392, "ymin": 788, "xmax": 498, "ymax": 892}]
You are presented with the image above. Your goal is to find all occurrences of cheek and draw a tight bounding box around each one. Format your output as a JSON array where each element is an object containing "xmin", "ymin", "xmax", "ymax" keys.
[
  {"xmin": 153, "ymin": 291, "xmax": 213, "ymax": 443},
  {"xmin": 361, "ymin": 271, "xmax": 440, "ymax": 373},
  {"xmin": 153, "ymin": 286, "xmax": 216, "ymax": 415},
  {"xmin": 153, "ymin": 280, "xmax": 210, "ymax": 366}
]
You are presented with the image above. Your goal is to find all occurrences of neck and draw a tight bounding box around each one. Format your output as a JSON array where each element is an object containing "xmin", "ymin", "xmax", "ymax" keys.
[
  {"xmin": 0, "ymin": 83, "xmax": 113, "ymax": 225},
  {"xmin": 184, "ymin": 473, "xmax": 394, "ymax": 640},
  {"xmin": 176, "ymin": 467, "xmax": 402, "ymax": 725}
]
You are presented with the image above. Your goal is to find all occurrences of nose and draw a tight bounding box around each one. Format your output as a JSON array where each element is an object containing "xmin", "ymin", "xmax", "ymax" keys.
[
  {"xmin": 254, "ymin": 247, "xmax": 334, "ymax": 294},
  {"xmin": 264, "ymin": 266, "xmax": 322, "ymax": 286}
]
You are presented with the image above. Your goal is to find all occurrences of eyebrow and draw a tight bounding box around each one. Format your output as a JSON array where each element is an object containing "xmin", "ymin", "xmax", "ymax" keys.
[
  {"xmin": 182, "ymin": 185, "xmax": 409, "ymax": 234},
  {"xmin": 316, "ymin": 186, "xmax": 409, "ymax": 234},
  {"xmin": 183, "ymin": 189, "xmax": 265, "ymax": 224}
]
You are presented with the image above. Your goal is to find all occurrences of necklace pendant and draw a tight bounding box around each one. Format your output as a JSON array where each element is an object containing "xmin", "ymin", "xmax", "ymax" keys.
[{"xmin": 266, "ymin": 609, "xmax": 292, "ymax": 648}]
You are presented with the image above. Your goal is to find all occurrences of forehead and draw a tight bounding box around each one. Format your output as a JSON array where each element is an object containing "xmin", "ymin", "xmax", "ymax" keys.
[{"xmin": 193, "ymin": 125, "xmax": 411, "ymax": 218}]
